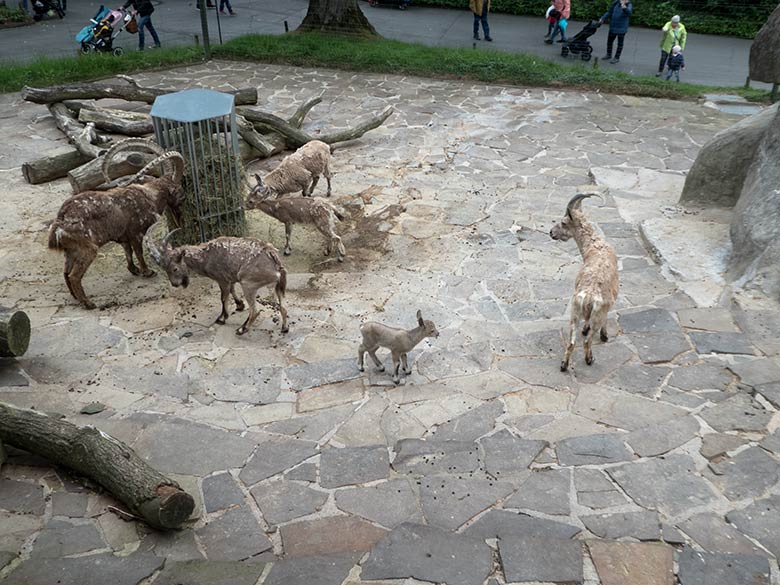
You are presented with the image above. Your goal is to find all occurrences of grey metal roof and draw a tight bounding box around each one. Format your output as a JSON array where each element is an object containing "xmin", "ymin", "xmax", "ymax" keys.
[{"xmin": 151, "ymin": 88, "xmax": 235, "ymax": 122}]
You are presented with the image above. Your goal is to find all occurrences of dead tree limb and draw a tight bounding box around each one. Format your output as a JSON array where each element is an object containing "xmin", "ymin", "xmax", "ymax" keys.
[
  {"xmin": 0, "ymin": 402, "xmax": 195, "ymax": 530},
  {"xmin": 48, "ymin": 103, "xmax": 107, "ymax": 159},
  {"xmin": 288, "ymin": 95, "xmax": 323, "ymax": 129},
  {"xmin": 22, "ymin": 79, "xmax": 258, "ymax": 106},
  {"xmin": 0, "ymin": 309, "xmax": 30, "ymax": 358},
  {"xmin": 78, "ymin": 107, "xmax": 154, "ymax": 137},
  {"xmin": 68, "ymin": 151, "xmax": 155, "ymax": 193},
  {"xmin": 22, "ymin": 147, "xmax": 91, "ymax": 184}
]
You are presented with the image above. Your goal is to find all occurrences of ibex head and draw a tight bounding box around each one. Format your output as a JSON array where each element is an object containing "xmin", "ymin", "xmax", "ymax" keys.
[
  {"xmin": 246, "ymin": 174, "xmax": 274, "ymax": 209},
  {"xmin": 416, "ymin": 309, "xmax": 440, "ymax": 339},
  {"xmin": 144, "ymin": 222, "xmax": 189, "ymax": 288},
  {"xmin": 550, "ymin": 193, "xmax": 598, "ymax": 241}
]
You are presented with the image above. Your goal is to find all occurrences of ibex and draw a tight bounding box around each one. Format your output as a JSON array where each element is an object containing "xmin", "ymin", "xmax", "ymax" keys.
[
  {"xmin": 247, "ymin": 175, "xmax": 346, "ymax": 262},
  {"xmin": 358, "ymin": 310, "xmax": 440, "ymax": 384},
  {"xmin": 47, "ymin": 138, "xmax": 184, "ymax": 309},
  {"xmin": 253, "ymin": 140, "xmax": 333, "ymax": 198},
  {"xmin": 144, "ymin": 225, "xmax": 289, "ymax": 335},
  {"xmin": 550, "ymin": 193, "xmax": 619, "ymax": 371}
]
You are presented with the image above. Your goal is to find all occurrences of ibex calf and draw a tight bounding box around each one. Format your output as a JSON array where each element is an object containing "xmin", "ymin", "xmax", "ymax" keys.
[
  {"xmin": 247, "ymin": 175, "xmax": 346, "ymax": 262},
  {"xmin": 145, "ymin": 225, "xmax": 289, "ymax": 335},
  {"xmin": 358, "ymin": 310, "xmax": 440, "ymax": 384},
  {"xmin": 47, "ymin": 138, "xmax": 184, "ymax": 309},
  {"xmin": 253, "ymin": 140, "xmax": 333, "ymax": 198},
  {"xmin": 550, "ymin": 193, "xmax": 619, "ymax": 371}
]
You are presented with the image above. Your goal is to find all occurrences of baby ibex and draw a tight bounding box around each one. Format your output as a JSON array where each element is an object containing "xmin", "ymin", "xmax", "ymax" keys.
[
  {"xmin": 144, "ymin": 224, "xmax": 289, "ymax": 335},
  {"xmin": 358, "ymin": 310, "xmax": 440, "ymax": 384},
  {"xmin": 247, "ymin": 175, "xmax": 346, "ymax": 262},
  {"xmin": 550, "ymin": 193, "xmax": 619, "ymax": 371},
  {"xmin": 253, "ymin": 140, "xmax": 333, "ymax": 198}
]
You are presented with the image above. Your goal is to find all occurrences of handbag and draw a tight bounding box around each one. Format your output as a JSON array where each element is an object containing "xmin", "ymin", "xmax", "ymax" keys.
[{"xmin": 126, "ymin": 16, "xmax": 138, "ymax": 34}]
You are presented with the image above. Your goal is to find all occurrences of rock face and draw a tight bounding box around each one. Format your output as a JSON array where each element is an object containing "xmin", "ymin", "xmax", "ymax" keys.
[
  {"xmin": 679, "ymin": 104, "xmax": 777, "ymax": 208},
  {"xmin": 749, "ymin": 4, "xmax": 780, "ymax": 83},
  {"xmin": 729, "ymin": 103, "xmax": 780, "ymax": 295}
]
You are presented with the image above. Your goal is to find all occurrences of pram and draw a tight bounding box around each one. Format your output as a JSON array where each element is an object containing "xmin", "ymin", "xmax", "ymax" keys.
[
  {"xmin": 31, "ymin": 0, "xmax": 65, "ymax": 21},
  {"xmin": 76, "ymin": 5, "xmax": 134, "ymax": 56},
  {"xmin": 366, "ymin": 0, "xmax": 411, "ymax": 10},
  {"xmin": 561, "ymin": 20, "xmax": 601, "ymax": 61}
]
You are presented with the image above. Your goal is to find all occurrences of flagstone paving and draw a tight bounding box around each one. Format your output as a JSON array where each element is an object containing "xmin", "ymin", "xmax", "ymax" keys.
[{"xmin": 1, "ymin": 61, "xmax": 780, "ymax": 584}]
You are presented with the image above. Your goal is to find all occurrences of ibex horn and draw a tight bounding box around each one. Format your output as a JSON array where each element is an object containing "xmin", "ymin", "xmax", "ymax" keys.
[
  {"xmin": 102, "ymin": 138, "xmax": 165, "ymax": 184},
  {"xmin": 143, "ymin": 220, "xmax": 164, "ymax": 265},
  {"xmin": 566, "ymin": 193, "xmax": 596, "ymax": 217},
  {"xmin": 161, "ymin": 228, "xmax": 181, "ymax": 250}
]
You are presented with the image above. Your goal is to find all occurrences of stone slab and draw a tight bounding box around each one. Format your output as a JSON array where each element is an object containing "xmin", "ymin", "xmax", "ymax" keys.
[
  {"xmin": 319, "ymin": 445, "xmax": 389, "ymax": 488},
  {"xmin": 0, "ymin": 479, "xmax": 45, "ymax": 515},
  {"xmin": 678, "ymin": 308, "xmax": 739, "ymax": 332},
  {"xmin": 361, "ymin": 523, "xmax": 492, "ymax": 585},
  {"xmin": 679, "ymin": 512, "xmax": 765, "ymax": 555},
  {"xmin": 699, "ymin": 394, "xmax": 772, "ymax": 433},
  {"xmin": 417, "ymin": 342, "xmax": 493, "ymax": 380},
  {"xmin": 677, "ymin": 548, "xmax": 770, "ymax": 585},
  {"xmin": 31, "ymin": 520, "xmax": 105, "ymax": 558},
  {"xmin": 239, "ymin": 437, "xmax": 318, "ymax": 485},
  {"xmin": 284, "ymin": 358, "xmax": 361, "ymax": 392},
  {"xmin": 708, "ymin": 446, "xmax": 780, "ymax": 500},
  {"xmin": 480, "ymin": 429, "xmax": 547, "ymax": 476},
  {"xmin": 557, "ymin": 433, "xmax": 633, "ymax": 466},
  {"xmin": 505, "ymin": 468, "xmax": 571, "ymax": 515},
  {"xmin": 420, "ymin": 475, "xmax": 514, "ymax": 530},
  {"xmin": 280, "ymin": 516, "xmax": 388, "ymax": 557},
  {"xmin": 582, "ymin": 511, "xmax": 661, "ymax": 540},
  {"xmin": 626, "ymin": 415, "xmax": 700, "ymax": 457},
  {"xmin": 428, "ymin": 401, "xmax": 503, "ymax": 442},
  {"xmin": 608, "ymin": 455, "xmax": 719, "ymax": 516},
  {"xmin": 726, "ymin": 495, "xmax": 780, "ymax": 558},
  {"xmin": 392, "ymin": 439, "xmax": 480, "ymax": 476},
  {"xmin": 575, "ymin": 469, "xmax": 627, "ymax": 509},
  {"xmin": 250, "ymin": 480, "xmax": 328, "ymax": 526},
  {"xmin": 3, "ymin": 552, "xmax": 164, "ymax": 585},
  {"xmin": 667, "ymin": 362, "xmax": 733, "ymax": 391},
  {"xmin": 689, "ymin": 332, "xmax": 755, "ymax": 355},
  {"xmin": 202, "ymin": 472, "xmax": 245, "ymax": 514},
  {"xmin": 464, "ymin": 509, "xmax": 581, "ymax": 541},
  {"xmin": 700, "ymin": 433, "xmax": 749, "ymax": 459},
  {"xmin": 589, "ymin": 541, "xmax": 674, "ymax": 585},
  {"xmin": 728, "ymin": 357, "xmax": 780, "ymax": 386},
  {"xmin": 573, "ymin": 384, "xmax": 686, "ymax": 431},
  {"xmin": 263, "ymin": 553, "xmax": 359, "ymax": 585},
  {"xmin": 50, "ymin": 491, "xmax": 88, "ymax": 518},
  {"xmin": 154, "ymin": 560, "xmax": 266, "ymax": 585},
  {"xmin": 500, "ymin": 537, "xmax": 583, "ymax": 584},
  {"xmin": 626, "ymin": 331, "xmax": 692, "ymax": 364},
  {"xmin": 755, "ymin": 381, "xmax": 780, "ymax": 408},
  {"xmin": 334, "ymin": 478, "xmax": 421, "ymax": 528},
  {"xmin": 196, "ymin": 506, "xmax": 272, "ymax": 561},
  {"xmin": 619, "ymin": 309, "xmax": 680, "ymax": 333},
  {"xmin": 604, "ymin": 362, "xmax": 671, "ymax": 395},
  {"xmin": 285, "ymin": 462, "xmax": 318, "ymax": 482}
]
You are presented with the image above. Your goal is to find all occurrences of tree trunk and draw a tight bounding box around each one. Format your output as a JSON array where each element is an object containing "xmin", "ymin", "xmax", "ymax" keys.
[
  {"xmin": 297, "ymin": 0, "xmax": 377, "ymax": 35},
  {"xmin": 68, "ymin": 151, "xmax": 155, "ymax": 194},
  {"xmin": 48, "ymin": 103, "xmax": 107, "ymax": 159},
  {"xmin": 0, "ymin": 309, "xmax": 31, "ymax": 358},
  {"xmin": 22, "ymin": 79, "xmax": 257, "ymax": 106},
  {"xmin": 22, "ymin": 147, "xmax": 91, "ymax": 184},
  {"xmin": 0, "ymin": 403, "xmax": 195, "ymax": 530},
  {"xmin": 78, "ymin": 107, "xmax": 154, "ymax": 137}
]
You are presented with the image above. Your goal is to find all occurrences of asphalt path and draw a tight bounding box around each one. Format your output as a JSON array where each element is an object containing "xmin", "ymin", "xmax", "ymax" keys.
[{"xmin": 0, "ymin": 0, "xmax": 764, "ymax": 89}]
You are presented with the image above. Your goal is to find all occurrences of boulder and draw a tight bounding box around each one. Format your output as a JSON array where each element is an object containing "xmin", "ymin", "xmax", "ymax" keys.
[
  {"xmin": 729, "ymin": 103, "xmax": 780, "ymax": 295},
  {"xmin": 679, "ymin": 104, "xmax": 778, "ymax": 207},
  {"xmin": 750, "ymin": 4, "xmax": 780, "ymax": 83}
]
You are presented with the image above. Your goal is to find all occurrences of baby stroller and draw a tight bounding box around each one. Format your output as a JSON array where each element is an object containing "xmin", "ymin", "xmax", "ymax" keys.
[
  {"xmin": 31, "ymin": 0, "xmax": 65, "ymax": 21},
  {"xmin": 76, "ymin": 5, "xmax": 133, "ymax": 56},
  {"xmin": 366, "ymin": 0, "xmax": 411, "ymax": 9},
  {"xmin": 561, "ymin": 20, "xmax": 601, "ymax": 61}
]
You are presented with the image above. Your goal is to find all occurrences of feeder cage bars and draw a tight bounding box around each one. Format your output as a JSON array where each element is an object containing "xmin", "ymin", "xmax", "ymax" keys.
[{"xmin": 150, "ymin": 88, "xmax": 246, "ymax": 245}]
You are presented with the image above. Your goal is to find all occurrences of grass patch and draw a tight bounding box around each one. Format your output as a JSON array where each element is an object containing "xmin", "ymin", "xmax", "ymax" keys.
[{"xmin": 0, "ymin": 32, "xmax": 771, "ymax": 104}]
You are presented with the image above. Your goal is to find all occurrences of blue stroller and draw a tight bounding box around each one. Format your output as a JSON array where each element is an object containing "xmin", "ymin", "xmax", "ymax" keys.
[{"xmin": 76, "ymin": 5, "xmax": 133, "ymax": 56}]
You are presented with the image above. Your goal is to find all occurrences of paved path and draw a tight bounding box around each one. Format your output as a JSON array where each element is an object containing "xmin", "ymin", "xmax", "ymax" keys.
[
  {"xmin": 0, "ymin": 0, "xmax": 764, "ymax": 88},
  {"xmin": 2, "ymin": 61, "xmax": 780, "ymax": 584}
]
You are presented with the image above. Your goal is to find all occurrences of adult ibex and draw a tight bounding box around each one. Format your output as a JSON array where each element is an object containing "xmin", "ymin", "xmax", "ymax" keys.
[
  {"xmin": 144, "ymin": 225, "xmax": 289, "ymax": 335},
  {"xmin": 47, "ymin": 138, "xmax": 184, "ymax": 309},
  {"xmin": 550, "ymin": 193, "xmax": 619, "ymax": 371}
]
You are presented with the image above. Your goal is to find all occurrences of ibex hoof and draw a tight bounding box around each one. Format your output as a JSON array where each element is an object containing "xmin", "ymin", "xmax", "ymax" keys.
[
  {"xmin": 235, "ymin": 302, "xmax": 245, "ymax": 312},
  {"xmin": 128, "ymin": 265, "xmax": 141, "ymax": 276},
  {"xmin": 236, "ymin": 327, "xmax": 247, "ymax": 336},
  {"xmin": 376, "ymin": 366, "xmax": 386, "ymax": 373},
  {"xmin": 393, "ymin": 378, "xmax": 401, "ymax": 385},
  {"xmin": 281, "ymin": 326, "xmax": 289, "ymax": 334},
  {"xmin": 337, "ymin": 256, "xmax": 344, "ymax": 263},
  {"xmin": 283, "ymin": 249, "xmax": 292, "ymax": 256},
  {"xmin": 585, "ymin": 355, "xmax": 594, "ymax": 366},
  {"xmin": 582, "ymin": 325, "xmax": 590, "ymax": 336},
  {"xmin": 600, "ymin": 332, "xmax": 609, "ymax": 342},
  {"xmin": 358, "ymin": 366, "xmax": 365, "ymax": 372},
  {"xmin": 215, "ymin": 317, "xmax": 227, "ymax": 325},
  {"xmin": 403, "ymin": 368, "xmax": 412, "ymax": 375},
  {"xmin": 83, "ymin": 301, "xmax": 97, "ymax": 311},
  {"xmin": 560, "ymin": 361, "xmax": 569, "ymax": 372},
  {"xmin": 142, "ymin": 270, "xmax": 156, "ymax": 278}
]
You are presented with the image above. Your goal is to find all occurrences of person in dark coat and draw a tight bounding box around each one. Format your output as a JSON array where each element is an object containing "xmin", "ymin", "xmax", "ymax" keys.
[
  {"xmin": 600, "ymin": 0, "xmax": 632, "ymax": 64},
  {"xmin": 665, "ymin": 44, "xmax": 685, "ymax": 81},
  {"xmin": 122, "ymin": 0, "xmax": 160, "ymax": 51}
]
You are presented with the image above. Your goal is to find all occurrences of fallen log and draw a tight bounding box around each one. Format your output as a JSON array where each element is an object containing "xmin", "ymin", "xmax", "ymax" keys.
[
  {"xmin": 0, "ymin": 402, "xmax": 195, "ymax": 530},
  {"xmin": 48, "ymin": 103, "xmax": 107, "ymax": 159},
  {"xmin": 68, "ymin": 151, "xmax": 155, "ymax": 193},
  {"xmin": 22, "ymin": 78, "xmax": 258, "ymax": 106},
  {"xmin": 0, "ymin": 309, "xmax": 30, "ymax": 358},
  {"xmin": 78, "ymin": 107, "xmax": 154, "ymax": 137},
  {"xmin": 22, "ymin": 146, "xmax": 91, "ymax": 184}
]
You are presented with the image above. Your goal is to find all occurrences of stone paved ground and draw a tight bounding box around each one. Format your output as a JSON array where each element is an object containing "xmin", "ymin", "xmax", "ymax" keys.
[{"xmin": 1, "ymin": 62, "xmax": 780, "ymax": 585}]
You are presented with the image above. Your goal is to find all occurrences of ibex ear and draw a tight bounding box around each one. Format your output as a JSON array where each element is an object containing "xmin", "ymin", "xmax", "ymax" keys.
[{"xmin": 416, "ymin": 309, "xmax": 423, "ymax": 326}]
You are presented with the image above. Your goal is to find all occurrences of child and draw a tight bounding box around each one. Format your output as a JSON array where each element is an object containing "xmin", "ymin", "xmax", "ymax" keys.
[
  {"xmin": 545, "ymin": 1, "xmax": 558, "ymax": 39},
  {"xmin": 665, "ymin": 45, "xmax": 685, "ymax": 82}
]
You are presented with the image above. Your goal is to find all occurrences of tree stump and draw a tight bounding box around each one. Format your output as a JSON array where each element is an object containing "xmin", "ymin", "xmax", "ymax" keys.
[
  {"xmin": 0, "ymin": 402, "xmax": 195, "ymax": 530},
  {"xmin": 0, "ymin": 309, "xmax": 30, "ymax": 358}
]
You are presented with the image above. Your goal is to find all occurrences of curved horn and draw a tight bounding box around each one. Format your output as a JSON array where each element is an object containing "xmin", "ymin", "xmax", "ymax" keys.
[
  {"xmin": 143, "ymin": 220, "xmax": 164, "ymax": 266},
  {"xmin": 168, "ymin": 151, "xmax": 185, "ymax": 184},
  {"xmin": 101, "ymin": 138, "xmax": 165, "ymax": 184},
  {"xmin": 115, "ymin": 151, "xmax": 180, "ymax": 188},
  {"xmin": 161, "ymin": 228, "xmax": 181, "ymax": 250},
  {"xmin": 566, "ymin": 193, "xmax": 595, "ymax": 217}
]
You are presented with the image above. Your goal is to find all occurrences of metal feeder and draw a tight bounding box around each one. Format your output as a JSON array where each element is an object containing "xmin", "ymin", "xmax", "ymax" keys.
[{"xmin": 151, "ymin": 88, "xmax": 246, "ymax": 244}]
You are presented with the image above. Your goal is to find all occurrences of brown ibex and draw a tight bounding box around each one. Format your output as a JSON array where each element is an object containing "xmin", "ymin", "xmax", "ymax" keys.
[
  {"xmin": 144, "ymin": 225, "xmax": 289, "ymax": 335},
  {"xmin": 47, "ymin": 138, "xmax": 184, "ymax": 309},
  {"xmin": 358, "ymin": 310, "xmax": 440, "ymax": 384},
  {"xmin": 253, "ymin": 140, "xmax": 333, "ymax": 197},
  {"xmin": 247, "ymin": 175, "xmax": 346, "ymax": 262},
  {"xmin": 550, "ymin": 193, "xmax": 619, "ymax": 371}
]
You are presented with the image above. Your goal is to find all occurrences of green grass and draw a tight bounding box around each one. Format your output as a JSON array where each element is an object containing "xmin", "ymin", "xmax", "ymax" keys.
[{"xmin": 0, "ymin": 33, "xmax": 771, "ymax": 104}]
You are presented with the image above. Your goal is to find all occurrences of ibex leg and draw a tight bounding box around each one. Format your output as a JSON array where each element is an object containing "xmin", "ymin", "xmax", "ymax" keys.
[
  {"xmin": 368, "ymin": 348, "xmax": 384, "ymax": 371},
  {"xmin": 391, "ymin": 351, "xmax": 402, "ymax": 384},
  {"xmin": 68, "ymin": 247, "xmax": 98, "ymax": 310},
  {"xmin": 309, "ymin": 175, "xmax": 320, "ymax": 196},
  {"xmin": 236, "ymin": 282, "xmax": 260, "ymax": 335},
  {"xmin": 216, "ymin": 283, "xmax": 231, "ymax": 325},
  {"xmin": 401, "ymin": 353, "xmax": 411, "ymax": 375},
  {"xmin": 231, "ymin": 283, "xmax": 245, "ymax": 311},
  {"xmin": 131, "ymin": 237, "xmax": 155, "ymax": 277},
  {"xmin": 560, "ymin": 315, "xmax": 577, "ymax": 372},
  {"xmin": 63, "ymin": 254, "xmax": 76, "ymax": 299},
  {"xmin": 121, "ymin": 242, "xmax": 140, "ymax": 276},
  {"xmin": 275, "ymin": 283, "xmax": 288, "ymax": 334},
  {"xmin": 324, "ymin": 165, "xmax": 332, "ymax": 197},
  {"xmin": 283, "ymin": 223, "xmax": 293, "ymax": 256}
]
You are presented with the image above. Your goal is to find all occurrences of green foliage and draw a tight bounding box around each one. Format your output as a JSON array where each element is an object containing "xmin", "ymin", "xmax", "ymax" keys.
[
  {"xmin": 411, "ymin": 0, "xmax": 773, "ymax": 37},
  {"xmin": 0, "ymin": 4, "xmax": 31, "ymax": 23}
]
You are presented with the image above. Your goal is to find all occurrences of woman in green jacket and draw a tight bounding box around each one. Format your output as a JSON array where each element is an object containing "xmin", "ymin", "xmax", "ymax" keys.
[{"xmin": 656, "ymin": 15, "xmax": 687, "ymax": 76}]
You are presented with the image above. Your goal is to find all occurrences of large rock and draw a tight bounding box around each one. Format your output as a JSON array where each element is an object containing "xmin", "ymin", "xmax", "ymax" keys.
[
  {"xmin": 679, "ymin": 104, "xmax": 777, "ymax": 208},
  {"xmin": 729, "ymin": 103, "xmax": 780, "ymax": 296},
  {"xmin": 749, "ymin": 4, "xmax": 780, "ymax": 83}
]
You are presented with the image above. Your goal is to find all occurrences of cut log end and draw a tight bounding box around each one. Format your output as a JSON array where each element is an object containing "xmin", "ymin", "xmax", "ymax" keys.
[
  {"xmin": 0, "ymin": 311, "xmax": 31, "ymax": 358},
  {"xmin": 137, "ymin": 484, "xmax": 195, "ymax": 530}
]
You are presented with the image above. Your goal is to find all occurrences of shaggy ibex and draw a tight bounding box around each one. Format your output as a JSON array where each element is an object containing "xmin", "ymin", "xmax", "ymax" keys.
[
  {"xmin": 550, "ymin": 193, "xmax": 619, "ymax": 372},
  {"xmin": 247, "ymin": 175, "xmax": 346, "ymax": 262},
  {"xmin": 47, "ymin": 139, "xmax": 184, "ymax": 309},
  {"xmin": 144, "ymin": 225, "xmax": 289, "ymax": 335},
  {"xmin": 253, "ymin": 140, "xmax": 333, "ymax": 198},
  {"xmin": 358, "ymin": 310, "xmax": 440, "ymax": 384}
]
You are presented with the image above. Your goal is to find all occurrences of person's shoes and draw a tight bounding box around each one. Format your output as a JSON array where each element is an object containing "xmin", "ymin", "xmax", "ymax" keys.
[
  {"xmin": 545, "ymin": 39, "xmax": 553, "ymax": 44},
  {"xmin": 473, "ymin": 34, "xmax": 480, "ymax": 40},
  {"xmin": 229, "ymin": 11, "xmax": 236, "ymax": 15},
  {"xmin": 610, "ymin": 57, "xmax": 620, "ymax": 64},
  {"xmin": 219, "ymin": 9, "xmax": 226, "ymax": 14},
  {"xmin": 556, "ymin": 38, "xmax": 566, "ymax": 43},
  {"xmin": 485, "ymin": 36, "xmax": 493, "ymax": 42},
  {"xmin": 544, "ymin": 34, "xmax": 550, "ymax": 39},
  {"xmin": 602, "ymin": 54, "xmax": 611, "ymax": 60},
  {"xmin": 655, "ymin": 71, "xmax": 662, "ymax": 77},
  {"xmin": 152, "ymin": 44, "xmax": 161, "ymax": 49}
]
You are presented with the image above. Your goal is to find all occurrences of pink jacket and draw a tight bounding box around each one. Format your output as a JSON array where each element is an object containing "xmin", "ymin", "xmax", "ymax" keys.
[{"xmin": 553, "ymin": 0, "xmax": 570, "ymax": 19}]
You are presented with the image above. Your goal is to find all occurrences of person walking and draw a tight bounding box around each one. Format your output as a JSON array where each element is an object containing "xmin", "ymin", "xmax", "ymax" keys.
[
  {"xmin": 219, "ymin": 0, "xmax": 236, "ymax": 15},
  {"xmin": 665, "ymin": 45, "xmax": 685, "ymax": 81},
  {"xmin": 656, "ymin": 15, "xmax": 687, "ymax": 76},
  {"xmin": 121, "ymin": 0, "xmax": 160, "ymax": 51},
  {"xmin": 470, "ymin": 0, "xmax": 492, "ymax": 42},
  {"xmin": 545, "ymin": 0, "xmax": 570, "ymax": 44},
  {"xmin": 600, "ymin": 0, "xmax": 632, "ymax": 64}
]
